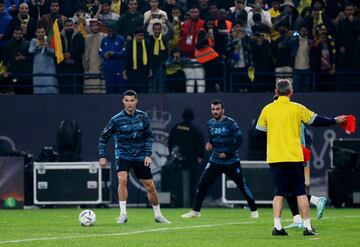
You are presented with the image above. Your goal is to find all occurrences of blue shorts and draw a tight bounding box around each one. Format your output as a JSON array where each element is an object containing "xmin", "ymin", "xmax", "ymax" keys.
[
  {"xmin": 269, "ymin": 162, "xmax": 306, "ymax": 196},
  {"xmin": 115, "ymin": 159, "xmax": 153, "ymax": 180}
]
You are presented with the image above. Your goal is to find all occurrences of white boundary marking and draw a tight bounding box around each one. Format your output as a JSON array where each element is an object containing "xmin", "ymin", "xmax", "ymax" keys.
[{"xmin": 1, "ymin": 215, "xmax": 360, "ymax": 244}]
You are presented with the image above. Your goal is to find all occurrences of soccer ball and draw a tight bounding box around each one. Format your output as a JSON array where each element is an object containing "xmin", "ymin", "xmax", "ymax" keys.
[{"xmin": 79, "ymin": 209, "xmax": 96, "ymax": 226}]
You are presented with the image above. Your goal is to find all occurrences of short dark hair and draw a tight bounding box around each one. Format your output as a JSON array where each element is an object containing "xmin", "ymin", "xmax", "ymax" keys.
[
  {"xmin": 171, "ymin": 5, "xmax": 181, "ymax": 11},
  {"xmin": 152, "ymin": 22, "xmax": 162, "ymax": 29},
  {"xmin": 211, "ymin": 99, "xmax": 224, "ymax": 108},
  {"xmin": 123, "ymin": 89, "xmax": 138, "ymax": 98},
  {"xmin": 64, "ymin": 19, "xmax": 74, "ymax": 25},
  {"xmin": 311, "ymin": 0, "xmax": 325, "ymax": 9},
  {"xmin": 36, "ymin": 24, "xmax": 45, "ymax": 31},
  {"xmin": 345, "ymin": 1, "xmax": 355, "ymax": 8},
  {"xmin": 209, "ymin": 1, "xmax": 218, "ymax": 7},
  {"xmin": 276, "ymin": 79, "xmax": 293, "ymax": 96},
  {"xmin": 233, "ymin": 19, "xmax": 245, "ymax": 26},
  {"xmin": 50, "ymin": 0, "xmax": 59, "ymax": 5},
  {"xmin": 182, "ymin": 108, "xmax": 194, "ymax": 121},
  {"xmin": 14, "ymin": 26, "xmax": 24, "ymax": 32},
  {"xmin": 100, "ymin": 0, "xmax": 111, "ymax": 5},
  {"xmin": 0, "ymin": 0, "xmax": 4, "ymax": 5},
  {"xmin": 134, "ymin": 26, "xmax": 144, "ymax": 34},
  {"xmin": 253, "ymin": 13, "xmax": 262, "ymax": 22}
]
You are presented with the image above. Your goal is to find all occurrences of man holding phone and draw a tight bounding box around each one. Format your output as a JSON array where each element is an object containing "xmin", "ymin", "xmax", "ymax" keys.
[{"xmin": 144, "ymin": 0, "xmax": 168, "ymax": 35}]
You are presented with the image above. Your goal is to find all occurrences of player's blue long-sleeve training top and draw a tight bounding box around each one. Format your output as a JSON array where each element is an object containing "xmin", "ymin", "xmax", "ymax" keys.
[
  {"xmin": 98, "ymin": 109, "xmax": 153, "ymax": 161},
  {"xmin": 207, "ymin": 116, "xmax": 243, "ymax": 165}
]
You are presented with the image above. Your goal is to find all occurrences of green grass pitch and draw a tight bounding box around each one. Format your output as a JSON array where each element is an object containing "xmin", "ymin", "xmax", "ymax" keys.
[{"xmin": 1, "ymin": 208, "xmax": 360, "ymax": 246}]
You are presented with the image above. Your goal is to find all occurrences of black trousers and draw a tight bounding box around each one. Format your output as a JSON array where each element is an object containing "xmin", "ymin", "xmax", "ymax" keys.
[{"xmin": 192, "ymin": 162, "xmax": 257, "ymax": 212}]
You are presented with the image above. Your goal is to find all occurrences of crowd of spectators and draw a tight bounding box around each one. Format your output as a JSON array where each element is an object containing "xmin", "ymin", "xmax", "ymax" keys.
[{"xmin": 0, "ymin": 0, "xmax": 359, "ymax": 94}]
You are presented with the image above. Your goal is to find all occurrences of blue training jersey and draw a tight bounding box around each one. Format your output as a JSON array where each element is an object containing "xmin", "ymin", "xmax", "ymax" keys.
[
  {"xmin": 98, "ymin": 109, "xmax": 153, "ymax": 161},
  {"xmin": 207, "ymin": 116, "xmax": 242, "ymax": 165}
]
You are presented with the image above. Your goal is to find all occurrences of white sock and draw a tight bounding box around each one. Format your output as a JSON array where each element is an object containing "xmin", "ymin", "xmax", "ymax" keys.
[
  {"xmin": 303, "ymin": 218, "xmax": 312, "ymax": 230},
  {"xmin": 310, "ymin": 196, "xmax": 320, "ymax": 206},
  {"xmin": 119, "ymin": 201, "xmax": 127, "ymax": 215},
  {"xmin": 152, "ymin": 204, "xmax": 162, "ymax": 217},
  {"xmin": 293, "ymin": 214, "xmax": 302, "ymax": 224},
  {"xmin": 274, "ymin": 218, "xmax": 282, "ymax": 230}
]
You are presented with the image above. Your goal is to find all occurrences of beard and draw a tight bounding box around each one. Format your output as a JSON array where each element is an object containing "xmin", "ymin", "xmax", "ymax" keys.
[{"xmin": 213, "ymin": 113, "xmax": 222, "ymax": 120}]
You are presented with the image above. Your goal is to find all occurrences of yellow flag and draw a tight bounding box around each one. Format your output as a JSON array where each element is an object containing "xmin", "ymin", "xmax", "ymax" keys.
[{"xmin": 52, "ymin": 19, "xmax": 64, "ymax": 64}]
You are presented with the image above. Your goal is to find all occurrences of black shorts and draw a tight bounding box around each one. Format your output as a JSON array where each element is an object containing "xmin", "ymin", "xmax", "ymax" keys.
[
  {"xmin": 269, "ymin": 162, "xmax": 306, "ymax": 196},
  {"xmin": 115, "ymin": 159, "xmax": 153, "ymax": 180}
]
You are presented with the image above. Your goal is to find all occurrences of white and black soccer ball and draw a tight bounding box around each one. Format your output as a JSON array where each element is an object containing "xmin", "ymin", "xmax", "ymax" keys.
[{"xmin": 79, "ymin": 209, "xmax": 96, "ymax": 226}]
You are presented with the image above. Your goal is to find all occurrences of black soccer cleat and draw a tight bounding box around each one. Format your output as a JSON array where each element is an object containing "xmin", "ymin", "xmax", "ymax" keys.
[
  {"xmin": 272, "ymin": 228, "xmax": 288, "ymax": 236},
  {"xmin": 303, "ymin": 227, "xmax": 318, "ymax": 236}
]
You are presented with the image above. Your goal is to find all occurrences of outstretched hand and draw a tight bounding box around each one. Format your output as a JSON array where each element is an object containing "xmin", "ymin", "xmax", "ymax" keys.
[{"xmin": 335, "ymin": 115, "xmax": 347, "ymax": 124}]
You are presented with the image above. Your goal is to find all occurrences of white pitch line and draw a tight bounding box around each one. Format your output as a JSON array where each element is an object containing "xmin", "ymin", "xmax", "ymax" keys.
[
  {"xmin": 1, "ymin": 214, "xmax": 360, "ymax": 245},
  {"xmin": 0, "ymin": 221, "xmax": 253, "ymax": 245}
]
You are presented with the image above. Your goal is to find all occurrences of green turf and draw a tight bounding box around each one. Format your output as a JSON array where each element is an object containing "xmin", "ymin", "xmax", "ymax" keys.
[{"xmin": 0, "ymin": 208, "xmax": 360, "ymax": 246}]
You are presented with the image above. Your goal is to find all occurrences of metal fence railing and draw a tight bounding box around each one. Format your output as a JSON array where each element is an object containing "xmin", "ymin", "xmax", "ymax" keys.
[{"xmin": 1, "ymin": 69, "xmax": 359, "ymax": 94}]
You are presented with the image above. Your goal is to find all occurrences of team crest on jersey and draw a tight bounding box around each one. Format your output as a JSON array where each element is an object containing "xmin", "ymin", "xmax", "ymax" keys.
[{"xmin": 128, "ymin": 107, "xmax": 172, "ymax": 191}]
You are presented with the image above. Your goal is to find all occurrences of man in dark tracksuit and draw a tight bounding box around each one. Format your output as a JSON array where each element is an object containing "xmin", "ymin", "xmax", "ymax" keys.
[
  {"xmin": 181, "ymin": 99, "xmax": 258, "ymax": 218},
  {"xmin": 168, "ymin": 108, "xmax": 204, "ymax": 206},
  {"xmin": 98, "ymin": 90, "xmax": 170, "ymax": 224},
  {"xmin": 3, "ymin": 27, "xmax": 32, "ymax": 94}
]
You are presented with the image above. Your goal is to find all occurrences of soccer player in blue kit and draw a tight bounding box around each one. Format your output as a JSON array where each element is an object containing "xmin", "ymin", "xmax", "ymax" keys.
[
  {"xmin": 98, "ymin": 90, "xmax": 170, "ymax": 224},
  {"xmin": 182, "ymin": 99, "xmax": 259, "ymax": 219}
]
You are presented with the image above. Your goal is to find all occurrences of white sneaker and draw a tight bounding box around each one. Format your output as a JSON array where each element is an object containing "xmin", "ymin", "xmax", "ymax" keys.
[
  {"xmin": 116, "ymin": 214, "xmax": 128, "ymax": 224},
  {"xmin": 155, "ymin": 215, "xmax": 171, "ymax": 224},
  {"xmin": 181, "ymin": 210, "xmax": 201, "ymax": 218},
  {"xmin": 250, "ymin": 211, "xmax": 259, "ymax": 219}
]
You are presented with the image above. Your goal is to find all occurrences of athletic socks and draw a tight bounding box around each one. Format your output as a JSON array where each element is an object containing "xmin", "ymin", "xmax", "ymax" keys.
[
  {"xmin": 119, "ymin": 201, "xmax": 127, "ymax": 215},
  {"xmin": 120, "ymin": 201, "xmax": 162, "ymax": 218},
  {"xmin": 303, "ymin": 218, "xmax": 312, "ymax": 230},
  {"xmin": 274, "ymin": 218, "xmax": 282, "ymax": 230},
  {"xmin": 152, "ymin": 204, "xmax": 162, "ymax": 217},
  {"xmin": 293, "ymin": 214, "xmax": 302, "ymax": 224},
  {"xmin": 310, "ymin": 196, "xmax": 320, "ymax": 206}
]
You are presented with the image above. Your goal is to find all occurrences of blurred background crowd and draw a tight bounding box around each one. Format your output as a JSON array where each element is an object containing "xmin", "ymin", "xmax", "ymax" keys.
[{"xmin": 0, "ymin": 0, "xmax": 359, "ymax": 94}]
